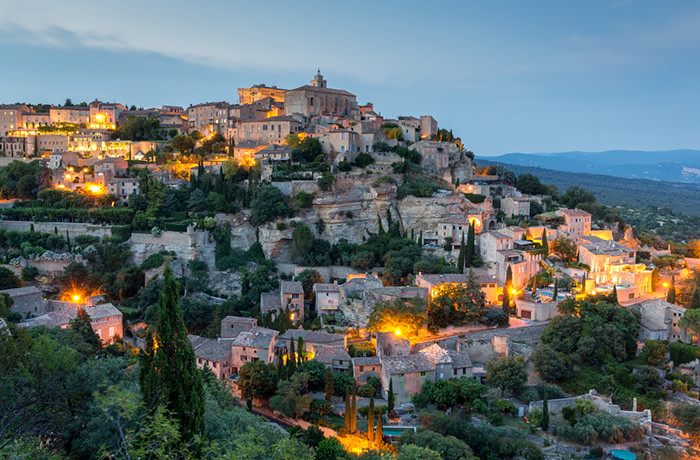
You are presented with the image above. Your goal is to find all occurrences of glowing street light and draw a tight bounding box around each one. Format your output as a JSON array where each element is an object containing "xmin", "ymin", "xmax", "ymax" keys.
[{"xmin": 394, "ymin": 329, "xmax": 401, "ymax": 336}]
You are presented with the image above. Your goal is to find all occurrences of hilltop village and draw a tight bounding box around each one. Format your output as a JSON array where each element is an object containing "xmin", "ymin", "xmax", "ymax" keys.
[{"xmin": 2, "ymin": 73, "xmax": 700, "ymax": 460}]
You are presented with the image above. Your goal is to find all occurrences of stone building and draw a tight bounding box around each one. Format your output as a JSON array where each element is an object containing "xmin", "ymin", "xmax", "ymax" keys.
[
  {"xmin": 0, "ymin": 286, "xmax": 46, "ymax": 317},
  {"xmin": 284, "ymin": 71, "xmax": 358, "ymax": 119}
]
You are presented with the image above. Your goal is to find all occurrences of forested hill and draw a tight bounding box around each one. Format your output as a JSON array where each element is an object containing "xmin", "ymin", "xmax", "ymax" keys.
[{"xmin": 475, "ymin": 159, "xmax": 700, "ymax": 216}]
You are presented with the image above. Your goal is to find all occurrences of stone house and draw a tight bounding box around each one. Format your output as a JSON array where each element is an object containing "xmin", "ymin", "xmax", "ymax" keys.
[
  {"xmin": 411, "ymin": 140, "xmax": 457, "ymax": 175},
  {"xmin": 352, "ymin": 356, "xmax": 382, "ymax": 384},
  {"xmin": 556, "ymin": 208, "xmax": 592, "ymax": 239},
  {"xmin": 376, "ymin": 334, "xmax": 473, "ymax": 403},
  {"xmin": 237, "ymin": 116, "xmax": 301, "ymax": 145},
  {"xmin": 190, "ymin": 335, "xmax": 234, "ymax": 380},
  {"xmin": 260, "ymin": 280, "xmax": 305, "ymax": 322},
  {"xmin": 0, "ymin": 286, "xmax": 46, "ymax": 317},
  {"xmin": 312, "ymin": 345, "xmax": 352, "ymax": 372},
  {"xmin": 313, "ymin": 282, "xmax": 341, "ymax": 315},
  {"xmin": 415, "ymin": 272, "xmax": 500, "ymax": 305},
  {"xmin": 18, "ymin": 302, "xmax": 123, "ymax": 344},
  {"xmin": 502, "ymin": 196, "xmax": 531, "ymax": 218},
  {"xmin": 578, "ymin": 236, "xmax": 646, "ymax": 290},
  {"xmin": 633, "ymin": 299, "xmax": 689, "ymax": 343},
  {"xmin": 49, "ymin": 106, "xmax": 90, "ymax": 125},
  {"xmin": 229, "ymin": 328, "xmax": 278, "ymax": 374},
  {"xmin": 107, "ymin": 177, "xmax": 140, "ymax": 200},
  {"xmin": 278, "ymin": 329, "xmax": 347, "ymax": 358}
]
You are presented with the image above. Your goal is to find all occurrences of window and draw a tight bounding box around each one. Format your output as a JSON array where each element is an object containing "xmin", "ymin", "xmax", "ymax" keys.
[{"xmin": 420, "ymin": 371, "xmax": 426, "ymax": 377}]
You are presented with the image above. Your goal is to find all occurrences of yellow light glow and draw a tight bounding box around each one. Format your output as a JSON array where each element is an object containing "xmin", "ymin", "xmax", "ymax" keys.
[
  {"xmin": 663, "ymin": 282, "xmax": 669, "ymax": 288},
  {"xmin": 57, "ymin": 184, "xmax": 65, "ymax": 188},
  {"xmin": 69, "ymin": 167, "xmax": 74, "ymax": 172},
  {"xmin": 395, "ymin": 329, "xmax": 401, "ymax": 336},
  {"xmin": 73, "ymin": 295, "xmax": 81, "ymax": 302},
  {"xmin": 89, "ymin": 185, "xmax": 103, "ymax": 194},
  {"xmin": 511, "ymin": 289, "xmax": 517, "ymax": 295},
  {"xmin": 83, "ymin": 168, "xmax": 88, "ymax": 172},
  {"xmin": 290, "ymin": 313, "xmax": 295, "ymax": 320},
  {"xmin": 65, "ymin": 174, "xmax": 71, "ymax": 180},
  {"xmin": 95, "ymin": 114, "xmax": 105, "ymax": 122}
]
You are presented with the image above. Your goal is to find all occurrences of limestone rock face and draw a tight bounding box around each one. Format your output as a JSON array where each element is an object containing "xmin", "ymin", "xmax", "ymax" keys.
[
  {"xmin": 212, "ymin": 175, "xmax": 479, "ymax": 261},
  {"xmin": 398, "ymin": 195, "xmax": 476, "ymax": 237}
]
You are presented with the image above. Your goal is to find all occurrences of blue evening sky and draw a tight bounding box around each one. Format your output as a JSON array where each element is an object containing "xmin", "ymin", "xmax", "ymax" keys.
[{"xmin": 1, "ymin": 0, "xmax": 699, "ymax": 155}]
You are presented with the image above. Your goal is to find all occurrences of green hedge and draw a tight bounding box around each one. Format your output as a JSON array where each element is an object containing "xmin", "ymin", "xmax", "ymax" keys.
[
  {"xmin": 670, "ymin": 342, "xmax": 699, "ymax": 365},
  {"xmin": 464, "ymin": 193, "xmax": 486, "ymax": 204}
]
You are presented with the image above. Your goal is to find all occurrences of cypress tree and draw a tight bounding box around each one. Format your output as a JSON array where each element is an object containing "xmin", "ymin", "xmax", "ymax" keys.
[
  {"xmin": 30, "ymin": 223, "xmax": 35, "ymax": 232},
  {"xmin": 54, "ymin": 226, "xmax": 58, "ymax": 234},
  {"xmin": 667, "ymin": 275, "xmax": 676, "ymax": 304},
  {"xmin": 457, "ymin": 232, "xmax": 466, "ymax": 274},
  {"xmin": 541, "ymin": 397, "xmax": 550, "ymax": 431},
  {"xmin": 297, "ymin": 337, "xmax": 304, "ymax": 365},
  {"xmin": 552, "ymin": 278, "xmax": 558, "ymax": 302},
  {"xmin": 289, "ymin": 339, "xmax": 297, "ymax": 374},
  {"xmin": 344, "ymin": 387, "xmax": 351, "ymax": 429},
  {"xmin": 325, "ymin": 369, "xmax": 334, "ymax": 402},
  {"xmin": 651, "ymin": 267, "xmax": 659, "ymax": 291},
  {"xmin": 350, "ymin": 384, "xmax": 357, "ymax": 433},
  {"xmin": 411, "ymin": 228, "xmax": 415, "ymax": 241},
  {"xmin": 691, "ymin": 288, "xmax": 700, "ymax": 310},
  {"xmin": 611, "ymin": 284, "xmax": 618, "ymax": 303},
  {"xmin": 502, "ymin": 285, "xmax": 511, "ymax": 317},
  {"xmin": 368, "ymin": 395, "xmax": 375, "ymax": 440},
  {"xmin": 387, "ymin": 378, "xmax": 395, "ymax": 412},
  {"xmin": 581, "ymin": 272, "xmax": 587, "ymax": 295},
  {"xmin": 418, "ymin": 230, "xmax": 423, "ymax": 246},
  {"xmin": 377, "ymin": 214, "xmax": 385, "ymax": 234},
  {"xmin": 374, "ymin": 413, "xmax": 383, "ymax": 444},
  {"xmin": 531, "ymin": 274, "xmax": 537, "ymax": 295},
  {"xmin": 140, "ymin": 265, "xmax": 205, "ymax": 445},
  {"xmin": 66, "ymin": 230, "xmax": 71, "ymax": 251},
  {"xmin": 541, "ymin": 229, "xmax": 548, "ymax": 254},
  {"xmin": 465, "ymin": 223, "xmax": 476, "ymax": 267}
]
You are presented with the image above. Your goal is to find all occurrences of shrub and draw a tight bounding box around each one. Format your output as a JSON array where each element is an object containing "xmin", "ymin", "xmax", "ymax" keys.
[
  {"xmin": 487, "ymin": 412, "xmax": 504, "ymax": 426},
  {"xmin": 464, "ymin": 193, "xmax": 486, "ymax": 204},
  {"xmin": 140, "ymin": 253, "xmax": 165, "ymax": 271},
  {"xmin": 276, "ymin": 222, "xmax": 287, "ymax": 231},
  {"xmin": 670, "ymin": 342, "xmax": 699, "ymax": 365}
]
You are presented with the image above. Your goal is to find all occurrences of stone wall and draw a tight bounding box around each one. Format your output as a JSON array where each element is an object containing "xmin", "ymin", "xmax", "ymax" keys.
[
  {"xmin": 0, "ymin": 220, "xmax": 112, "ymax": 238},
  {"xmin": 128, "ymin": 229, "xmax": 210, "ymax": 265},
  {"xmin": 529, "ymin": 390, "xmax": 652, "ymax": 430}
]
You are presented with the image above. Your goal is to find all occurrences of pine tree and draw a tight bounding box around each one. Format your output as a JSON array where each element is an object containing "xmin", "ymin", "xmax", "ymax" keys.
[
  {"xmin": 541, "ymin": 229, "xmax": 548, "ymax": 254},
  {"xmin": 289, "ymin": 339, "xmax": 297, "ymax": 374},
  {"xmin": 387, "ymin": 378, "xmax": 395, "ymax": 412},
  {"xmin": 350, "ymin": 384, "xmax": 357, "ymax": 433},
  {"xmin": 297, "ymin": 337, "xmax": 304, "ymax": 365},
  {"xmin": 325, "ymin": 369, "xmax": 334, "ymax": 403},
  {"xmin": 541, "ymin": 397, "xmax": 550, "ymax": 431},
  {"xmin": 457, "ymin": 232, "xmax": 466, "ymax": 274},
  {"xmin": 368, "ymin": 395, "xmax": 375, "ymax": 440},
  {"xmin": 344, "ymin": 387, "xmax": 351, "ymax": 429},
  {"xmin": 465, "ymin": 223, "xmax": 476, "ymax": 267},
  {"xmin": 667, "ymin": 275, "xmax": 676, "ymax": 304},
  {"xmin": 374, "ymin": 413, "xmax": 383, "ymax": 444},
  {"xmin": 139, "ymin": 265, "xmax": 205, "ymax": 445},
  {"xmin": 691, "ymin": 288, "xmax": 700, "ymax": 310}
]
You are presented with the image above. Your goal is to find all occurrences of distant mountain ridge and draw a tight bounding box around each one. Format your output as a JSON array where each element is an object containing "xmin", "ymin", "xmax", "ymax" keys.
[{"xmin": 478, "ymin": 149, "xmax": 700, "ymax": 183}]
